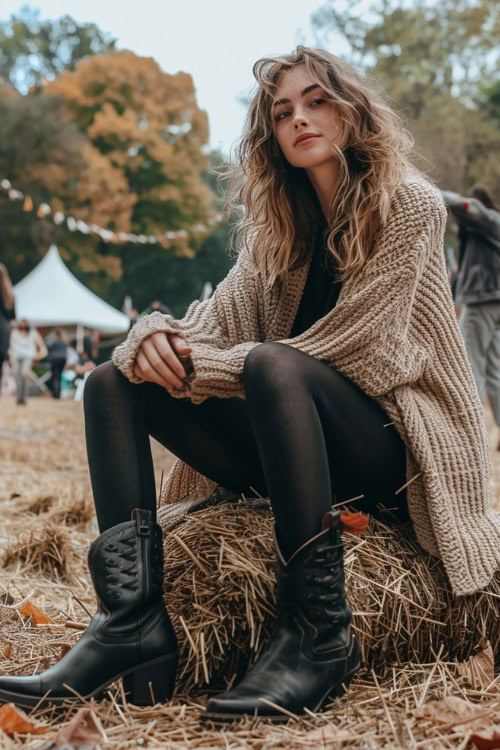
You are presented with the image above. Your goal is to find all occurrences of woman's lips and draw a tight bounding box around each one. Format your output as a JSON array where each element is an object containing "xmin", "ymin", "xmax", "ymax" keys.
[{"xmin": 294, "ymin": 134, "xmax": 320, "ymax": 147}]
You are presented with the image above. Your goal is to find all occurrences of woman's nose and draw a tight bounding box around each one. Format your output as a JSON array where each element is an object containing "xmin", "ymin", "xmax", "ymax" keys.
[{"xmin": 293, "ymin": 107, "xmax": 309, "ymax": 128}]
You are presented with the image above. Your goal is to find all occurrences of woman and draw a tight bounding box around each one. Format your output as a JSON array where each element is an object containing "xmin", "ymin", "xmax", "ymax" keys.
[
  {"xmin": 8, "ymin": 319, "xmax": 47, "ymax": 405},
  {"xmin": 0, "ymin": 47, "xmax": 498, "ymax": 720},
  {"xmin": 441, "ymin": 186, "xmax": 500, "ymax": 445}
]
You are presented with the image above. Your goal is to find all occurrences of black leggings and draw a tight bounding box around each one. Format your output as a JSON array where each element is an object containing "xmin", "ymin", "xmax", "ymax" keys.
[{"xmin": 84, "ymin": 343, "xmax": 408, "ymax": 558}]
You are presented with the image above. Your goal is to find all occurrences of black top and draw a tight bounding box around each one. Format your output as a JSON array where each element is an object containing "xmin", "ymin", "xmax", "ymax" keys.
[{"xmin": 290, "ymin": 220, "xmax": 342, "ymax": 338}]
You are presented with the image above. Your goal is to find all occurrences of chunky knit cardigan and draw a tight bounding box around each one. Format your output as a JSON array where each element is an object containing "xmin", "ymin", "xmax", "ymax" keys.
[{"xmin": 113, "ymin": 174, "xmax": 500, "ymax": 597}]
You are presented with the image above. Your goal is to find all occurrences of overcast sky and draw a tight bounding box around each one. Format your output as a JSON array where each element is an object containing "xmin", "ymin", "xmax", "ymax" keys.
[{"xmin": 1, "ymin": 0, "xmax": 359, "ymax": 154}]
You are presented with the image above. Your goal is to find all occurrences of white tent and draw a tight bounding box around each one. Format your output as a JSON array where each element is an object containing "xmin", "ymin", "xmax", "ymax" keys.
[{"xmin": 14, "ymin": 245, "xmax": 130, "ymax": 335}]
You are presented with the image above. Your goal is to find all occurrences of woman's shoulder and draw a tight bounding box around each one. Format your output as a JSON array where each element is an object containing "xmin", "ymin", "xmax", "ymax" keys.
[{"xmin": 391, "ymin": 172, "xmax": 447, "ymax": 226}]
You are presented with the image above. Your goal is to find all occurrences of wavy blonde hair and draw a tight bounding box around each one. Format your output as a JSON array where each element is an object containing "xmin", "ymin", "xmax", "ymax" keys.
[{"xmin": 225, "ymin": 46, "xmax": 416, "ymax": 286}]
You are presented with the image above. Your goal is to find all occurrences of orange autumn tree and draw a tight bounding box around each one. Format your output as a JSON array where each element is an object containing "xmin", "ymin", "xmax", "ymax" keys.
[{"xmin": 47, "ymin": 51, "xmax": 214, "ymax": 284}]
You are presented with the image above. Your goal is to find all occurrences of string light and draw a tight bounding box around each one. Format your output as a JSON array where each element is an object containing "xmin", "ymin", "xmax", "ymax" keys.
[{"xmin": 0, "ymin": 178, "xmax": 224, "ymax": 245}]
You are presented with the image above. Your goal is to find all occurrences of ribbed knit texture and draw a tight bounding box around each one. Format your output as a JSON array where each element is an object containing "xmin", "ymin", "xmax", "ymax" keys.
[{"xmin": 113, "ymin": 174, "xmax": 500, "ymax": 597}]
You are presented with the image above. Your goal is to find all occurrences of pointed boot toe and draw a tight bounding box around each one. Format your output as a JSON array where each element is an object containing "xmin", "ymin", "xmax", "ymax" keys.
[
  {"xmin": 0, "ymin": 510, "xmax": 178, "ymax": 711},
  {"xmin": 0, "ymin": 676, "xmax": 44, "ymax": 710},
  {"xmin": 202, "ymin": 510, "xmax": 361, "ymax": 723}
]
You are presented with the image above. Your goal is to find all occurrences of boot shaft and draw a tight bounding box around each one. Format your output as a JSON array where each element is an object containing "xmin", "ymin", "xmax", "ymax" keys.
[
  {"xmin": 275, "ymin": 510, "xmax": 352, "ymax": 647},
  {"xmin": 88, "ymin": 509, "xmax": 165, "ymax": 633}
]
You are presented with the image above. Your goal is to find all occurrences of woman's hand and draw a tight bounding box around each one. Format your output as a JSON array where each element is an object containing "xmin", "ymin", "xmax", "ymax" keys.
[{"xmin": 133, "ymin": 331, "xmax": 192, "ymax": 390}]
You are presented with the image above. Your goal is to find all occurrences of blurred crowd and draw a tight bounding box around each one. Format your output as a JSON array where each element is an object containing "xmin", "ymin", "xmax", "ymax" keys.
[
  {"xmin": 0, "ymin": 263, "xmax": 100, "ymax": 404},
  {"xmin": 0, "ymin": 260, "xmax": 174, "ymax": 405}
]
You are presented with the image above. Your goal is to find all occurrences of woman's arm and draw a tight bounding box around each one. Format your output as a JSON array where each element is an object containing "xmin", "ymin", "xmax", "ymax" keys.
[{"xmin": 112, "ymin": 249, "xmax": 262, "ymax": 387}]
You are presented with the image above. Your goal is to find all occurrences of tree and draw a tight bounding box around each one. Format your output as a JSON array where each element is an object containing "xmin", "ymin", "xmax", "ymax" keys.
[
  {"xmin": 0, "ymin": 90, "xmax": 82, "ymax": 281},
  {"xmin": 312, "ymin": 0, "xmax": 500, "ymax": 194},
  {"xmin": 0, "ymin": 5, "xmax": 116, "ymax": 92},
  {"xmin": 0, "ymin": 86, "xmax": 136, "ymax": 284}
]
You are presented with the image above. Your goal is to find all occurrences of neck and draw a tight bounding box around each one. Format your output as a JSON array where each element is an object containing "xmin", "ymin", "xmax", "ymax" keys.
[{"xmin": 306, "ymin": 159, "xmax": 340, "ymax": 218}]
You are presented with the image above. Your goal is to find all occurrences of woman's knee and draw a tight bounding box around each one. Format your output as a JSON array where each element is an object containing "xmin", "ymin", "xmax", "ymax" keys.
[
  {"xmin": 83, "ymin": 361, "xmax": 127, "ymax": 409},
  {"xmin": 243, "ymin": 342, "xmax": 304, "ymax": 396}
]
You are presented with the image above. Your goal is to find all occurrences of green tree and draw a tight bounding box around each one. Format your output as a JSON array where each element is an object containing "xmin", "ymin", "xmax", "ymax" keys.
[
  {"xmin": 0, "ymin": 5, "xmax": 116, "ymax": 92},
  {"xmin": 0, "ymin": 89, "xmax": 84, "ymax": 281},
  {"xmin": 312, "ymin": 0, "xmax": 500, "ymax": 194}
]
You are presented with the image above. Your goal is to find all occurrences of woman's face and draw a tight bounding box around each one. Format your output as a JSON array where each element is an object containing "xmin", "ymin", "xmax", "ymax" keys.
[{"xmin": 272, "ymin": 65, "xmax": 345, "ymax": 170}]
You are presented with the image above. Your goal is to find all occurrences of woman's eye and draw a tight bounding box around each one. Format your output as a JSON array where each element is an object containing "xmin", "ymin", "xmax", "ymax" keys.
[
  {"xmin": 311, "ymin": 98, "xmax": 325, "ymax": 106},
  {"xmin": 275, "ymin": 110, "xmax": 290, "ymax": 122}
]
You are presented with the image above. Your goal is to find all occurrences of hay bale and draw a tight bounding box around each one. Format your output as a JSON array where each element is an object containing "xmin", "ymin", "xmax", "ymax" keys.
[{"xmin": 159, "ymin": 500, "xmax": 499, "ymax": 694}]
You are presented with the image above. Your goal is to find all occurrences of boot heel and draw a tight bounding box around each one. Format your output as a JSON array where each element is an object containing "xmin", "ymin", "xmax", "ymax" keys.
[{"xmin": 123, "ymin": 654, "xmax": 178, "ymax": 706}]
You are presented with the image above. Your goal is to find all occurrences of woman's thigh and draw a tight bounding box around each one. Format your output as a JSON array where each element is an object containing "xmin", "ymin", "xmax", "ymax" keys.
[
  {"xmin": 301, "ymin": 353, "xmax": 406, "ymax": 506},
  {"xmin": 243, "ymin": 342, "xmax": 407, "ymax": 513},
  {"xmin": 136, "ymin": 381, "xmax": 267, "ymax": 496}
]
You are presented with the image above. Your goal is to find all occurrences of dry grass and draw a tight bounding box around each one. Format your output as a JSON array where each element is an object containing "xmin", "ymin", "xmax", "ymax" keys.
[{"xmin": 0, "ymin": 395, "xmax": 498, "ymax": 749}]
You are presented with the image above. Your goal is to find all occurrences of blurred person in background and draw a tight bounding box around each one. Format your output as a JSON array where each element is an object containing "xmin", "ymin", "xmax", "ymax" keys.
[
  {"xmin": 44, "ymin": 328, "xmax": 68, "ymax": 399},
  {"xmin": 8, "ymin": 320, "xmax": 47, "ymax": 405},
  {"xmin": 441, "ymin": 185, "xmax": 500, "ymax": 445},
  {"xmin": 83, "ymin": 330, "xmax": 100, "ymax": 362},
  {"xmin": 140, "ymin": 298, "xmax": 172, "ymax": 317},
  {"xmin": 0, "ymin": 263, "xmax": 15, "ymax": 393}
]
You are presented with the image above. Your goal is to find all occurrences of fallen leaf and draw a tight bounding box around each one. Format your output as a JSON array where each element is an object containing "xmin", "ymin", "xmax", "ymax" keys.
[
  {"xmin": 412, "ymin": 696, "xmax": 490, "ymax": 727},
  {"xmin": 340, "ymin": 510, "xmax": 369, "ymax": 535},
  {"xmin": 0, "ymin": 642, "xmax": 12, "ymax": 659},
  {"xmin": 18, "ymin": 601, "xmax": 54, "ymax": 627},
  {"xmin": 0, "ymin": 703, "xmax": 48, "ymax": 736},
  {"xmin": 54, "ymin": 708, "xmax": 101, "ymax": 746},
  {"xmin": 470, "ymin": 725, "xmax": 500, "ymax": 750},
  {"xmin": 457, "ymin": 640, "xmax": 495, "ymax": 690},
  {"xmin": 0, "ymin": 592, "xmax": 14, "ymax": 605}
]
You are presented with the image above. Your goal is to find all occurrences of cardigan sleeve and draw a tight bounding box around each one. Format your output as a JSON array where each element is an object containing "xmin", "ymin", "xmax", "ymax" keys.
[
  {"xmin": 178, "ymin": 186, "xmax": 447, "ymax": 404},
  {"xmin": 111, "ymin": 250, "xmax": 262, "ymax": 386}
]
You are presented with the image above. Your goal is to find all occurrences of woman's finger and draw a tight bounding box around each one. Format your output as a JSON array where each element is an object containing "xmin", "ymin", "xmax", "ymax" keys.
[
  {"xmin": 170, "ymin": 333, "xmax": 192, "ymax": 355},
  {"xmin": 135, "ymin": 348, "xmax": 180, "ymax": 390},
  {"xmin": 135, "ymin": 350, "xmax": 166, "ymax": 387},
  {"xmin": 148, "ymin": 333, "xmax": 187, "ymax": 380},
  {"xmin": 141, "ymin": 338, "xmax": 185, "ymax": 389}
]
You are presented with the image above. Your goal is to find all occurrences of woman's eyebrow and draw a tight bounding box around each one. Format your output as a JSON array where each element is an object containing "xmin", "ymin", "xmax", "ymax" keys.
[{"xmin": 273, "ymin": 83, "xmax": 322, "ymax": 109}]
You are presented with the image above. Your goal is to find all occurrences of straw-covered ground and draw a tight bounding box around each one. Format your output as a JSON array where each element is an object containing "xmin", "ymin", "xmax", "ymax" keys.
[{"xmin": 0, "ymin": 394, "xmax": 498, "ymax": 749}]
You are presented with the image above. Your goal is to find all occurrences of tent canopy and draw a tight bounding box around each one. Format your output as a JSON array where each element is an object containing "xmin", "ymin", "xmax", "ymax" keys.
[{"xmin": 14, "ymin": 245, "xmax": 130, "ymax": 334}]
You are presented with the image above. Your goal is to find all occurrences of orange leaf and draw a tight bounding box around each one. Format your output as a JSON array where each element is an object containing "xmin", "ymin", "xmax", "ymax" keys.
[
  {"xmin": 340, "ymin": 510, "xmax": 369, "ymax": 535},
  {"xmin": 18, "ymin": 601, "xmax": 54, "ymax": 627},
  {"xmin": 1, "ymin": 642, "xmax": 12, "ymax": 659},
  {"xmin": 470, "ymin": 725, "xmax": 500, "ymax": 750},
  {"xmin": 0, "ymin": 704, "xmax": 48, "ymax": 736}
]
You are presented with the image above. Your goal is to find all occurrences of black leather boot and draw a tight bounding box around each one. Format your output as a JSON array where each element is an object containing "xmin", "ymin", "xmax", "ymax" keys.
[
  {"xmin": 203, "ymin": 510, "xmax": 361, "ymax": 723},
  {"xmin": 0, "ymin": 509, "xmax": 178, "ymax": 710}
]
